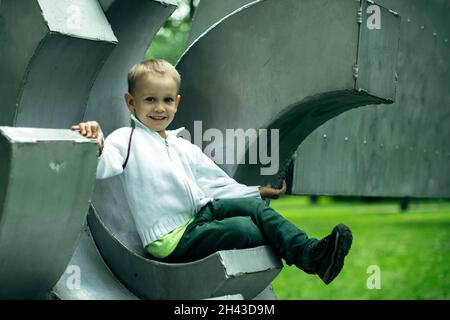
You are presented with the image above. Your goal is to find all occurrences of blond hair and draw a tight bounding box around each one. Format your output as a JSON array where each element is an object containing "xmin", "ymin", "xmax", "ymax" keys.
[{"xmin": 127, "ymin": 59, "xmax": 181, "ymax": 95}]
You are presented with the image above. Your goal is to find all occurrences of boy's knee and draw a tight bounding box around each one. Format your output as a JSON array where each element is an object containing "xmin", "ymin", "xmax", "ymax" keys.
[
  {"xmin": 224, "ymin": 217, "xmax": 265, "ymax": 247},
  {"xmin": 226, "ymin": 216, "xmax": 252, "ymax": 233},
  {"xmin": 235, "ymin": 197, "xmax": 266, "ymax": 213},
  {"xmin": 244, "ymin": 197, "xmax": 264, "ymax": 206}
]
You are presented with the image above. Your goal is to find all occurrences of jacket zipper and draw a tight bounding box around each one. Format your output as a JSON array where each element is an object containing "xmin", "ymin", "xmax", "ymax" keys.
[{"xmin": 132, "ymin": 119, "xmax": 196, "ymax": 212}]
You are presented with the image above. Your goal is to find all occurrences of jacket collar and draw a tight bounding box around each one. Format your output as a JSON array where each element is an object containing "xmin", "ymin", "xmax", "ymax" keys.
[{"xmin": 130, "ymin": 113, "xmax": 185, "ymax": 139}]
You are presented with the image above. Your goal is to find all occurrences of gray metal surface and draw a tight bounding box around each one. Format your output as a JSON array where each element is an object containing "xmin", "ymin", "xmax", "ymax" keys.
[
  {"xmin": 190, "ymin": 0, "xmax": 398, "ymax": 102},
  {"xmin": 206, "ymin": 294, "xmax": 245, "ymax": 300},
  {"xmin": 292, "ymin": 0, "xmax": 450, "ymax": 197},
  {"xmin": 189, "ymin": 0, "xmax": 449, "ymax": 198},
  {"xmin": 252, "ymin": 284, "xmax": 277, "ymax": 300},
  {"xmin": 88, "ymin": 176, "xmax": 283, "ymax": 300},
  {"xmin": 172, "ymin": 0, "xmax": 399, "ymax": 187},
  {"xmin": 188, "ymin": 0, "xmax": 256, "ymax": 45},
  {"xmin": 356, "ymin": 1, "xmax": 400, "ymax": 101},
  {"xmin": 0, "ymin": 127, "xmax": 98, "ymax": 299},
  {"xmin": 0, "ymin": 0, "xmax": 117, "ymax": 128},
  {"xmin": 53, "ymin": 225, "xmax": 138, "ymax": 300}
]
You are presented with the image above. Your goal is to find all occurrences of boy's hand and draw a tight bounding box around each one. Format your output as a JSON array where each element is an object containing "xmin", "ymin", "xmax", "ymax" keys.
[
  {"xmin": 259, "ymin": 179, "xmax": 287, "ymax": 200},
  {"xmin": 71, "ymin": 121, "xmax": 104, "ymax": 154}
]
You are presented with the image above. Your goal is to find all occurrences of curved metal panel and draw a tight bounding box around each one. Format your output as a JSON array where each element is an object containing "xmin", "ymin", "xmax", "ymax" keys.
[
  {"xmin": 172, "ymin": 0, "xmax": 398, "ymax": 186},
  {"xmin": 188, "ymin": 0, "xmax": 255, "ymax": 45},
  {"xmin": 0, "ymin": 127, "xmax": 98, "ymax": 299},
  {"xmin": 53, "ymin": 225, "xmax": 138, "ymax": 300},
  {"xmin": 293, "ymin": 0, "xmax": 449, "ymax": 197},
  {"xmin": 88, "ymin": 197, "xmax": 282, "ymax": 299},
  {"xmin": 0, "ymin": 0, "xmax": 117, "ymax": 128},
  {"xmin": 0, "ymin": 0, "xmax": 48, "ymax": 126}
]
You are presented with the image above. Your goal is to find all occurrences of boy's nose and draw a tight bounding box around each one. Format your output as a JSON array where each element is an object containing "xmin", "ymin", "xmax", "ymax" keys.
[{"xmin": 154, "ymin": 104, "xmax": 165, "ymax": 112}]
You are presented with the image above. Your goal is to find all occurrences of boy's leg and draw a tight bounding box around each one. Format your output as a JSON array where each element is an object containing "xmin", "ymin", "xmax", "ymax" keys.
[
  {"xmin": 164, "ymin": 213, "xmax": 267, "ymax": 263},
  {"xmin": 166, "ymin": 198, "xmax": 352, "ymax": 284},
  {"xmin": 208, "ymin": 197, "xmax": 353, "ymax": 284},
  {"xmin": 166, "ymin": 198, "xmax": 316, "ymax": 271},
  {"xmin": 208, "ymin": 198, "xmax": 318, "ymax": 273}
]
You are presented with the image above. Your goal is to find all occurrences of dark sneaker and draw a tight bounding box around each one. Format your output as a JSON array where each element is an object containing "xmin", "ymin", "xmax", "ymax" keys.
[{"xmin": 311, "ymin": 224, "xmax": 353, "ymax": 285}]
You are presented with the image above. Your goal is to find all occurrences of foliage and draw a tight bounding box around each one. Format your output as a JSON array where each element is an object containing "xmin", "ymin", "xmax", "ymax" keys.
[{"xmin": 145, "ymin": 0, "xmax": 195, "ymax": 65}]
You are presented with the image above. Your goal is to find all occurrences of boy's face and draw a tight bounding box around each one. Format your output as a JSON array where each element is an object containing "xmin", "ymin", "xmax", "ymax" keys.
[{"xmin": 125, "ymin": 73, "xmax": 181, "ymax": 138}]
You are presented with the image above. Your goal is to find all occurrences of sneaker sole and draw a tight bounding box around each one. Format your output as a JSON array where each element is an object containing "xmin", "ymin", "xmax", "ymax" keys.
[{"xmin": 321, "ymin": 224, "xmax": 353, "ymax": 284}]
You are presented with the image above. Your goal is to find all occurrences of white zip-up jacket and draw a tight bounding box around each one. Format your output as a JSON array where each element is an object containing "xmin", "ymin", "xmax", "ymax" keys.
[{"xmin": 96, "ymin": 114, "xmax": 261, "ymax": 247}]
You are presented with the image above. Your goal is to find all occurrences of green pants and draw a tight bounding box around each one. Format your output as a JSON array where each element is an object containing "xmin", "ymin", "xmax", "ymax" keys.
[{"xmin": 163, "ymin": 197, "xmax": 318, "ymax": 272}]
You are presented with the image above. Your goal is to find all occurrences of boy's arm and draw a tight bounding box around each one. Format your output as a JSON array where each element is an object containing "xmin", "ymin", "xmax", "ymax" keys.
[
  {"xmin": 192, "ymin": 144, "xmax": 287, "ymax": 200},
  {"xmin": 192, "ymin": 144, "xmax": 262, "ymax": 199},
  {"xmin": 96, "ymin": 134, "xmax": 126, "ymax": 179},
  {"xmin": 71, "ymin": 121, "xmax": 125, "ymax": 179}
]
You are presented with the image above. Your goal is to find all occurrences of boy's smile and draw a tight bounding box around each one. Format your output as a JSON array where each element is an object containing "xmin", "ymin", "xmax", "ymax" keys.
[{"xmin": 125, "ymin": 73, "xmax": 181, "ymax": 138}]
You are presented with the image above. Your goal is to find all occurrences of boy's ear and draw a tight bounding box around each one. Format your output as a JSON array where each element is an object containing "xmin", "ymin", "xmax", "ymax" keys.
[
  {"xmin": 124, "ymin": 92, "xmax": 135, "ymax": 112},
  {"xmin": 175, "ymin": 94, "xmax": 181, "ymax": 110}
]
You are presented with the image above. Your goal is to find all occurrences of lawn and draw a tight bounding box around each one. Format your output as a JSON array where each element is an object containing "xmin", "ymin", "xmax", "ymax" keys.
[{"xmin": 269, "ymin": 196, "xmax": 450, "ymax": 300}]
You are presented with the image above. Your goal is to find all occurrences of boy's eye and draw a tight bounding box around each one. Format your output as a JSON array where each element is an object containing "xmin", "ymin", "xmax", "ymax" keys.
[
  {"xmin": 146, "ymin": 97, "xmax": 156, "ymax": 102},
  {"xmin": 164, "ymin": 97, "xmax": 174, "ymax": 103}
]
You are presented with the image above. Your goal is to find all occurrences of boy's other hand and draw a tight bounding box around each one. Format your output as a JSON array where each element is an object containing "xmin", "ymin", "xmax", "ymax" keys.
[
  {"xmin": 71, "ymin": 121, "xmax": 104, "ymax": 154},
  {"xmin": 259, "ymin": 179, "xmax": 287, "ymax": 200}
]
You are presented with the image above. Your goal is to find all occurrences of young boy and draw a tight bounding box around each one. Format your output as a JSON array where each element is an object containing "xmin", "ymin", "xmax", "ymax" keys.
[{"xmin": 71, "ymin": 59, "xmax": 352, "ymax": 285}]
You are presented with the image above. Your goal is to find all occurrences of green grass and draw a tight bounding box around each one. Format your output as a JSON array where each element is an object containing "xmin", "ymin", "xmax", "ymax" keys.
[{"xmin": 269, "ymin": 196, "xmax": 450, "ymax": 300}]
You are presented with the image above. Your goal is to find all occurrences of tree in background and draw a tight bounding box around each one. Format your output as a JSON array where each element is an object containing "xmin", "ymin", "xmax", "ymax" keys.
[{"xmin": 145, "ymin": 0, "xmax": 198, "ymax": 65}]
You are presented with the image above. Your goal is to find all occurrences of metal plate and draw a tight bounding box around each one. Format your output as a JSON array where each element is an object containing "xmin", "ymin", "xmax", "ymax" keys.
[
  {"xmin": 0, "ymin": 127, "xmax": 98, "ymax": 299},
  {"xmin": 293, "ymin": 0, "xmax": 450, "ymax": 197},
  {"xmin": 356, "ymin": 0, "xmax": 401, "ymax": 100}
]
